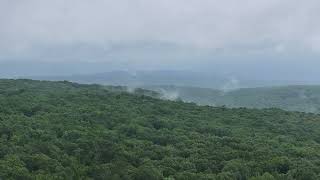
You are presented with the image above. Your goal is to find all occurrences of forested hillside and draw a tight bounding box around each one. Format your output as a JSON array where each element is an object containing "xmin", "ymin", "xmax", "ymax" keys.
[
  {"xmin": 145, "ymin": 85, "xmax": 320, "ymax": 113},
  {"xmin": 1, "ymin": 79, "xmax": 320, "ymax": 179}
]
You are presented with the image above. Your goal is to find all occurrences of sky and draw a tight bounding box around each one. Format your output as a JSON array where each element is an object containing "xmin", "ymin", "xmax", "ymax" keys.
[{"xmin": 1, "ymin": 0, "xmax": 320, "ymax": 82}]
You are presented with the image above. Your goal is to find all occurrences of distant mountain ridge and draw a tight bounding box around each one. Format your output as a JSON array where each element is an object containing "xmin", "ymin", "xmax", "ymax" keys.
[
  {"xmin": 144, "ymin": 85, "xmax": 320, "ymax": 113},
  {"xmin": 29, "ymin": 70, "xmax": 314, "ymax": 89},
  {"xmin": 29, "ymin": 70, "xmax": 229, "ymax": 88},
  {"xmin": 28, "ymin": 71, "xmax": 320, "ymax": 113}
]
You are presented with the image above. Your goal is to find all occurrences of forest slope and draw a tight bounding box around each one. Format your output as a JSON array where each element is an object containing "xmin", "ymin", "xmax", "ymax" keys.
[{"xmin": 0, "ymin": 79, "xmax": 320, "ymax": 179}]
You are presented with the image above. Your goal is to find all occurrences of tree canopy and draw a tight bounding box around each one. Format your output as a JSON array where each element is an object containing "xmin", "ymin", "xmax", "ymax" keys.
[{"xmin": 0, "ymin": 79, "xmax": 320, "ymax": 179}]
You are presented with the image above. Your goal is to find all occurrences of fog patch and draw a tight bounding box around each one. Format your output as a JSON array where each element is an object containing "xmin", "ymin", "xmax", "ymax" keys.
[
  {"xmin": 297, "ymin": 90, "xmax": 308, "ymax": 99},
  {"xmin": 158, "ymin": 89, "xmax": 180, "ymax": 101},
  {"xmin": 125, "ymin": 71, "xmax": 143, "ymax": 93},
  {"xmin": 220, "ymin": 77, "xmax": 241, "ymax": 94},
  {"xmin": 126, "ymin": 86, "xmax": 137, "ymax": 93},
  {"xmin": 305, "ymin": 106, "xmax": 318, "ymax": 113}
]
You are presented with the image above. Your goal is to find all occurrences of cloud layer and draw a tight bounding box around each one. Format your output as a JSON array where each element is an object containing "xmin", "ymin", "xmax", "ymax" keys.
[{"xmin": 1, "ymin": 0, "xmax": 320, "ymax": 61}]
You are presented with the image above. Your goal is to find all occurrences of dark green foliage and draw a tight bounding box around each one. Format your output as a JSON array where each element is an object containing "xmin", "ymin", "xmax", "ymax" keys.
[{"xmin": 0, "ymin": 79, "xmax": 320, "ymax": 179}]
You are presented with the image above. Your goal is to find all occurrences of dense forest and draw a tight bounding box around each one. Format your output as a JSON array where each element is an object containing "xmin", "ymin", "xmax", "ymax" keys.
[
  {"xmin": 1, "ymin": 79, "xmax": 320, "ymax": 179},
  {"xmin": 145, "ymin": 85, "xmax": 320, "ymax": 113}
]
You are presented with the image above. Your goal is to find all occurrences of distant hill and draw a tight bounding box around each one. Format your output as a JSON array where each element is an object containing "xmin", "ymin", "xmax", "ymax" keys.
[
  {"xmin": 145, "ymin": 85, "xmax": 320, "ymax": 113},
  {"xmin": 29, "ymin": 70, "xmax": 229, "ymax": 88},
  {"xmin": 30, "ymin": 70, "xmax": 309, "ymax": 89},
  {"xmin": 28, "ymin": 70, "xmax": 320, "ymax": 90},
  {"xmin": 28, "ymin": 72, "xmax": 320, "ymax": 113}
]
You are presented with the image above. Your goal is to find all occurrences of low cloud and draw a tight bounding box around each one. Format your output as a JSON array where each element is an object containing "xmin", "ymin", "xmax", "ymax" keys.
[{"xmin": 1, "ymin": 0, "xmax": 320, "ymax": 62}]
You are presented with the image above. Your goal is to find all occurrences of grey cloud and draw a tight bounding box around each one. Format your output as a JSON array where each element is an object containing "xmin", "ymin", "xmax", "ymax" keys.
[{"xmin": 1, "ymin": 1, "xmax": 320, "ymax": 48}]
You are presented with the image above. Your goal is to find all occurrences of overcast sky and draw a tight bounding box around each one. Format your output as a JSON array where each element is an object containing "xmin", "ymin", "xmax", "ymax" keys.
[{"xmin": 1, "ymin": 0, "xmax": 320, "ymax": 78}]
